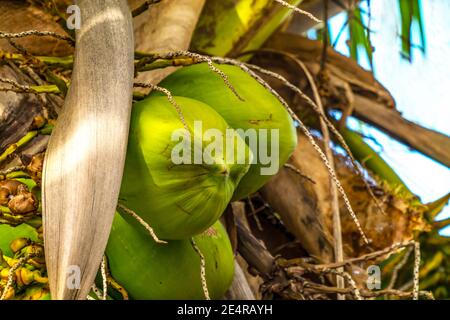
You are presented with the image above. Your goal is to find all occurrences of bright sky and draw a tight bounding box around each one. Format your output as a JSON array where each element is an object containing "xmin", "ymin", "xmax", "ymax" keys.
[{"xmin": 319, "ymin": 0, "xmax": 450, "ymax": 235}]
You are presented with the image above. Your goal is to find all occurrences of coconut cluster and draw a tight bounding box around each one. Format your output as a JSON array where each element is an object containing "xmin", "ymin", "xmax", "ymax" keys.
[
  {"xmin": 0, "ymin": 63, "xmax": 297, "ymax": 300},
  {"xmin": 106, "ymin": 63, "xmax": 297, "ymax": 299}
]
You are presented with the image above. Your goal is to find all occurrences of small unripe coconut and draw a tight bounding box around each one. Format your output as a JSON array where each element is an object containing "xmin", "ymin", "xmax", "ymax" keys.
[
  {"xmin": 0, "ymin": 223, "xmax": 39, "ymax": 257},
  {"xmin": 106, "ymin": 213, "xmax": 235, "ymax": 300},
  {"xmin": 15, "ymin": 285, "xmax": 51, "ymax": 300}
]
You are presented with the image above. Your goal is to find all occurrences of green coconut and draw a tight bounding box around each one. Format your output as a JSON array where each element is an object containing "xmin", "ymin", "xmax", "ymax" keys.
[
  {"xmin": 14, "ymin": 285, "xmax": 51, "ymax": 300},
  {"xmin": 0, "ymin": 223, "xmax": 39, "ymax": 257},
  {"xmin": 120, "ymin": 95, "xmax": 251, "ymax": 239},
  {"xmin": 158, "ymin": 63, "xmax": 298, "ymax": 200},
  {"xmin": 105, "ymin": 213, "xmax": 234, "ymax": 300}
]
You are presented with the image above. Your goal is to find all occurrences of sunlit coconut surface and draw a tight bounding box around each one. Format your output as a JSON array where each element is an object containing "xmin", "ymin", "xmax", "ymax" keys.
[{"xmin": 308, "ymin": 0, "xmax": 450, "ymax": 235}]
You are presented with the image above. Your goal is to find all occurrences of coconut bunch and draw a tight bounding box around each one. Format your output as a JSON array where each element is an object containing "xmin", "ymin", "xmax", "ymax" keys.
[
  {"xmin": 112, "ymin": 63, "xmax": 296, "ymax": 299},
  {"xmin": 0, "ymin": 62, "xmax": 297, "ymax": 300}
]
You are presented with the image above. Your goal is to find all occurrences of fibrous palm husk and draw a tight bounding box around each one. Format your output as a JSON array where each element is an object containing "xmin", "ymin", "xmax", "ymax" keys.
[{"xmin": 262, "ymin": 132, "xmax": 427, "ymax": 263}]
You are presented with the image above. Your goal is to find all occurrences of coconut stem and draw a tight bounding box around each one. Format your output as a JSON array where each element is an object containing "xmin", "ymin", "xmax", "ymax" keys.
[
  {"xmin": 298, "ymin": 59, "xmax": 345, "ymax": 299},
  {"xmin": 190, "ymin": 238, "xmax": 211, "ymax": 300},
  {"xmin": 117, "ymin": 203, "xmax": 167, "ymax": 244}
]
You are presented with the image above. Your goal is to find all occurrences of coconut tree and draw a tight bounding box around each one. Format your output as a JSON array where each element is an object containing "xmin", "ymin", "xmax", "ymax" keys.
[{"xmin": 0, "ymin": 0, "xmax": 448, "ymax": 300}]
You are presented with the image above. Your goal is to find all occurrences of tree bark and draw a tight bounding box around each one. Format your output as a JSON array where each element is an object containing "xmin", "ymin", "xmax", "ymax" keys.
[
  {"xmin": 0, "ymin": 1, "xmax": 73, "ymax": 56},
  {"xmin": 260, "ymin": 137, "xmax": 335, "ymax": 264},
  {"xmin": 0, "ymin": 65, "xmax": 43, "ymax": 153},
  {"xmin": 224, "ymin": 261, "xmax": 256, "ymax": 300}
]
